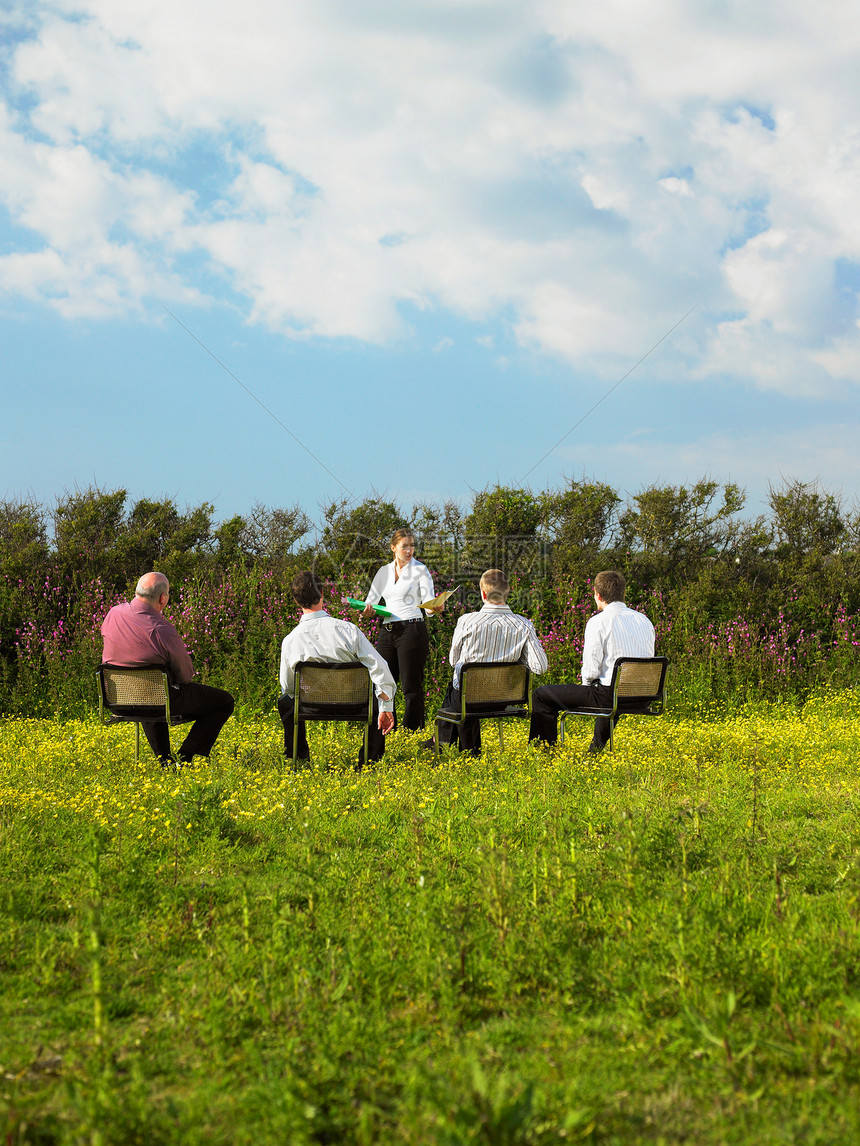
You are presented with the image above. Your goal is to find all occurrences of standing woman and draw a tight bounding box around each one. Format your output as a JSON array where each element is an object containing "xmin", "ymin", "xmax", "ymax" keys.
[{"xmin": 363, "ymin": 529, "xmax": 437, "ymax": 732}]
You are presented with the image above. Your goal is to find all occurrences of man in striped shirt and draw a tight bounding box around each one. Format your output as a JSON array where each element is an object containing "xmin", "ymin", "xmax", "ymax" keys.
[
  {"xmin": 426, "ymin": 569, "xmax": 548, "ymax": 755},
  {"xmin": 529, "ymin": 569, "xmax": 655, "ymax": 753}
]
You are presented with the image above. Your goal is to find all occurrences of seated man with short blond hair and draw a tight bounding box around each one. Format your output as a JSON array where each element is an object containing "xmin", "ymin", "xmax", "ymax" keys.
[{"xmin": 425, "ymin": 568, "xmax": 547, "ymax": 756}]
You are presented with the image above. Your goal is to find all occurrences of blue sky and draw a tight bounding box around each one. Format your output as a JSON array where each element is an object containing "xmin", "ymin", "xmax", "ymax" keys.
[{"xmin": 3, "ymin": 0, "xmax": 860, "ymax": 532}]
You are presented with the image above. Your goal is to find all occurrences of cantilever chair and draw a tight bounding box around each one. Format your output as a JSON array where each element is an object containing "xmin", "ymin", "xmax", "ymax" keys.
[
  {"xmin": 558, "ymin": 656, "xmax": 669, "ymax": 752},
  {"xmin": 96, "ymin": 663, "xmax": 191, "ymax": 764},
  {"xmin": 434, "ymin": 662, "xmax": 531, "ymax": 756},
  {"xmin": 291, "ymin": 661, "xmax": 374, "ymax": 768}
]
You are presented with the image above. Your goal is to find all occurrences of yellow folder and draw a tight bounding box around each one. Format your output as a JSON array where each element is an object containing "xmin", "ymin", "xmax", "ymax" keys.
[{"xmin": 418, "ymin": 587, "xmax": 460, "ymax": 611}]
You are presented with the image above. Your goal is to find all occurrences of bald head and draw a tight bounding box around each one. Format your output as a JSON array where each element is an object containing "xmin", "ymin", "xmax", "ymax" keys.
[{"xmin": 135, "ymin": 572, "xmax": 170, "ymax": 611}]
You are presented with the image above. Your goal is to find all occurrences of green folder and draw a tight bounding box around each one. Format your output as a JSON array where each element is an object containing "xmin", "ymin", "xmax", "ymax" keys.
[{"xmin": 345, "ymin": 597, "xmax": 395, "ymax": 618}]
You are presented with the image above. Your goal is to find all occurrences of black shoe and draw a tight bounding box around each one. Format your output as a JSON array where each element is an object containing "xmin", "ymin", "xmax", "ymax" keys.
[{"xmin": 421, "ymin": 738, "xmax": 437, "ymax": 751}]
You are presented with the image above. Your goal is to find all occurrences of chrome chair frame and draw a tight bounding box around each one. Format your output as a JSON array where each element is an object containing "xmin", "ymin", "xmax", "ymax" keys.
[
  {"xmin": 291, "ymin": 661, "xmax": 374, "ymax": 768},
  {"xmin": 434, "ymin": 662, "xmax": 531, "ymax": 756},
  {"xmin": 558, "ymin": 656, "xmax": 669, "ymax": 751},
  {"xmin": 96, "ymin": 663, "xmax": 190, "ymax": 764}
]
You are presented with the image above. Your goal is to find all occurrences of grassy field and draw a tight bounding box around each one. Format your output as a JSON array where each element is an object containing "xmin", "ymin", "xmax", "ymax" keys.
[{"xmin": 3, "ymin": 697, "xmax": 860, "ymax": 1144}]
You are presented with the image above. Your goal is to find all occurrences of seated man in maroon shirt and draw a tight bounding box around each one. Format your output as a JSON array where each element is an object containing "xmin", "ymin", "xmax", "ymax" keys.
[{"xmin": 101, "ymin": 571, "xmax": 234, "ymax": 767}]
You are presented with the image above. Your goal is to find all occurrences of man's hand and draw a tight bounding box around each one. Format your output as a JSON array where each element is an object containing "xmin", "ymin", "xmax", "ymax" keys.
[
  {"xmin": 362, "ymin": 604, "xmax": 375, "ymax": 617},
  {"xmin": 378, "ymin": 711, "xmax": 395, "ymax": 735}
]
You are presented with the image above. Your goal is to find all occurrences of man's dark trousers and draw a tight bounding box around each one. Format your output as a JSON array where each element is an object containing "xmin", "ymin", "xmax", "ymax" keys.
[
  {"xmin": 277, "ymin": 693, "xmax": 386, "ymax": 767},
  {"xmin": 528, "ymin": 681, "xmax": 616, "ymax": 751},
  {"xmin": 143, "ymin": 681, "xmax": 235, "ymax": 761},
  {"xmin": 435, "ymin": 682, "xmax": 508, "ymax": 756}
]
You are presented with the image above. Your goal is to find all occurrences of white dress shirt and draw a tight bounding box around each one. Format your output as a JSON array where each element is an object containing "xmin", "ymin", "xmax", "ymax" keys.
[
  {"xmin": 365, "ymin": 558, "xmax": 435, "ymax": 622},
  {"xmin": 449, "ymin": 603, "xmax": 548, "ymax": 689},
  {"xmin": 581, "ymin": 601, "xmax": 655, "ymax": 685},
  {"xmin": 279, "ymin": 611, "xmax": 397, "ymax": 711}
]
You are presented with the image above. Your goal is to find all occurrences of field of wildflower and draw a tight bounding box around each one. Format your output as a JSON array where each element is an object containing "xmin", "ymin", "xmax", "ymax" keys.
[{"xmin": 4, "ymin": 695, "xmax": 860, "ymax": 1144}]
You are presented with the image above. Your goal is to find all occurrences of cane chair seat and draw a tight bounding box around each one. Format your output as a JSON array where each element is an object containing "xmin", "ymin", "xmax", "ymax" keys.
[
  {"xmin": 558, "ymin": 656, "xmax": 669, "ymax": 751},
  {"xmin": 291, "ymin": 661, "xmax": 374, "ymax": 767},
  {"xmin": 96, "ymin": 663, "xmax": 190, "ymax": 764},
  {"xmin": 435, "ymin": 661, "xmax": 531, "ymax": 755}
]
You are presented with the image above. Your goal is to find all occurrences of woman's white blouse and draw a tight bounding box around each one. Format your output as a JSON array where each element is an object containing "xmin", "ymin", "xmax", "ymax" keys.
[{"xmin": 365, "ymin": 558, "xmax": 435, "ymax": 622}]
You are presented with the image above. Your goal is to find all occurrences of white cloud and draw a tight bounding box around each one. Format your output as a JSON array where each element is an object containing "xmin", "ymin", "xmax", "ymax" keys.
[
  {"xmin": 659, "ymin": 177, "xmax": 692, "ymax": 198},
  {"xmin": 12, "ymin": 15, "xmax": 163, "ymax": 144},
  {"xmin": 0, "ymin": 102, "xmax": 199, "ymax": 315},
  {"xmin": 812, "ymin": 322, "xmax": 860, "ymax": 380},
  {"xmin": 1, "ymin": 0, "xmax": 859, "ymax": 391}
]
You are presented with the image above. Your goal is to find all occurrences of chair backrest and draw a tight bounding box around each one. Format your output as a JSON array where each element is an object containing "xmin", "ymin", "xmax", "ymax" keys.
[
  {"xmin": 612, "ymin": 657, "xmax": 669, "ymax": 703},
  {"xmin": 460, "ymin": 662, "xmax": 530, "ymax": 708},
  {"xmin": 97, "ymin": 664, "xmax": 170, "ymax": 717},
  {"xmin": 295, "ymin": 661, "xmax": 372, "ymax": 709}
]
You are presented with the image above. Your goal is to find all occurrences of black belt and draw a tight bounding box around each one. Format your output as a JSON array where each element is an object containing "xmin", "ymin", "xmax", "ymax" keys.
[{"xmin": 382, "ymin": 618, "xmax": 425, "ymax": 629}]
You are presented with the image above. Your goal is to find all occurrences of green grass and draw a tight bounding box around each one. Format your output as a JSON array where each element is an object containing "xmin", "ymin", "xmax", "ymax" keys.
[{"xmin": 3, "ymin": 696, "xmax": 860, "ymax": 1143}]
